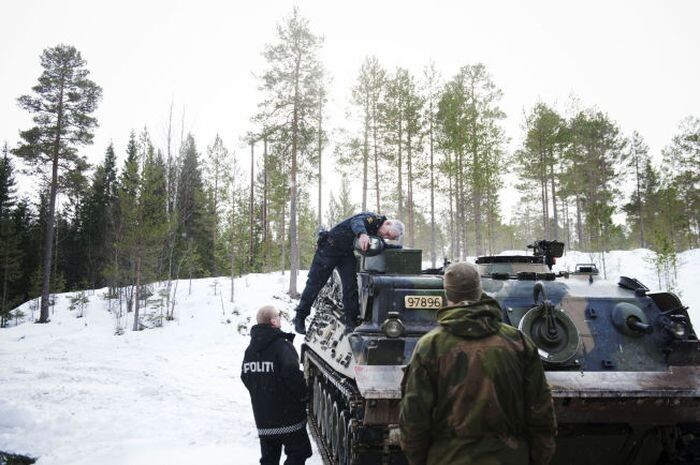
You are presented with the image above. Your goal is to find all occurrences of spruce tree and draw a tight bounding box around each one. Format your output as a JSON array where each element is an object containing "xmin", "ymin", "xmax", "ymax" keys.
[
  {"xmin": 176, "ymin": 134, "xmax": 213, "ymax": 277},
  {"xmin": 140, "ymin": 146, "xmax": 169, "ymax": 283},
  {"xmin": 14, "ymin": 44, "xmax": 102, "ymax": 323},
  {"xmin": 116, "ymin": 131, "xmax": 141, "ymax": 323},
  {"xmin": 80, "ymin": 143, "xmax": 118, "ymax": 288},
  {"xmin": 0, "ymin": 147, "xmax": 22, "ymax": 327}
]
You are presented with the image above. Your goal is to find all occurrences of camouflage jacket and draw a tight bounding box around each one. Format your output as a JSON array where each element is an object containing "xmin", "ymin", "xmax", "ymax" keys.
[{"xmin": 399, "ymin": 295, "xmax": 556, "ymax": 465}]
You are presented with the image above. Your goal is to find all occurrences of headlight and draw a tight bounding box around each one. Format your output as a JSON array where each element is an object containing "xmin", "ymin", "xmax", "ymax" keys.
[
  {"xmin": 382, "ymin": 317, "xmax": 405, "ymax": 338},
  {"xmin": 670, "ymin": 322, "xmax": 687, "ymax": 339}
]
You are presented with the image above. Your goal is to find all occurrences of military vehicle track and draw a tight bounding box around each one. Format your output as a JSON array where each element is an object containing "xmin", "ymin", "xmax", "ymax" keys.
[{"xmin": 305, "ymin": 350, "xmax": 361, "ymax": 465}]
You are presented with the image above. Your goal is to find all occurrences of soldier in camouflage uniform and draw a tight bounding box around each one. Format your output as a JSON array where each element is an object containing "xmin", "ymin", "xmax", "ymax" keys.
[{"xmin": 399, "ymin": 262, "xmax": 557, "ymax": 465}]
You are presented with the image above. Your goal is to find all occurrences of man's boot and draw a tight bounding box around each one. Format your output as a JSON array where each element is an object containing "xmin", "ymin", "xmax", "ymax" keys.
[{"xmin": 293, "ymin": 314, "xmax": 307, "ymax": 335}]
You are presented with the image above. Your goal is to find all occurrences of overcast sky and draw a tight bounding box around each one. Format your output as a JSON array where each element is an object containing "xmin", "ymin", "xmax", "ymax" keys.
[{"xmin": 1, "ymin": 0, "xmax": 699, "ymax": 217}]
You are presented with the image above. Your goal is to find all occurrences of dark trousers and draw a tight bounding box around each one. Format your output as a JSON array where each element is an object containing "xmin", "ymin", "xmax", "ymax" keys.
[
  {"xmin": 296, "ymin": 246, "xmax": 359, "ymax": 325},
  {"xmin": 259, "ymin": 428, "xmax": 312, "ymax": 465}
]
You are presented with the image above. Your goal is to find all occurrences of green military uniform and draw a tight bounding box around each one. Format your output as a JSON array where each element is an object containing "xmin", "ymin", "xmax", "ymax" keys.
[{"xmin": 399, "ymin": 295, "xmax": 556, "ymax": 465}]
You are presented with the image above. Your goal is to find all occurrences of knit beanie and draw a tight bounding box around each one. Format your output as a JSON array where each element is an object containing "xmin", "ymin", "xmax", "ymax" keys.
[{"xmin": 443, "ymin": 262, "xmax": 482, "ymax": 304}]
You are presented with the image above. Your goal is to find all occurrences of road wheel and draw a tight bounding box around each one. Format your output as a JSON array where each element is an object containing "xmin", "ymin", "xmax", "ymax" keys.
[
  {"xmin": 337, "ymin": 410, "xmax": 349, "ymax": 465},
  {"xmin": 320, "ymin": 388, "xmax": 329, "ymax": 439},
  {"xmin": 324, "ymin": 392, "xmax": 333, "ymax": 445},
  {"xmin": 313, "ymin": 379, "xmax": 322, "ymax": 425},
  {"xmin": 330, "ymin": 401, "xmax": 340, "ymax": 458}
]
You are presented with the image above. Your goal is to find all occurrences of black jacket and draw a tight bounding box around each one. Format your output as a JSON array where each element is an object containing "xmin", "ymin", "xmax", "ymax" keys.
[
  {"xmin": 325, "ymin": 211, "xmax": 387, "ymax": 253},
  {"xmin": 241, "ymin": 324, "xmax": 307, "ymax": 436}
]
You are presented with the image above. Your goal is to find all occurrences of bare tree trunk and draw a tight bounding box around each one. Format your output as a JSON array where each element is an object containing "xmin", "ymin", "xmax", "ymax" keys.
[
  {"xmin": 362, "ymin": 100, "xmax": 369, "ymax": 212},
  {"xmin": 575, "ymin": 194, "xmax": 583, "ymax": 250},
  {"xmin": 550, "ymin": 154, "xmax": 558, "ymax": 241},
  {"xmin": 407, "ymin": 134, "xmax": 414, "ymax": 248},
  {"xmin": 318, "ymin": 96, "xmax": 323, "ymax": 228},
  {"xmin": 541, "ymin": 169, "xmax": 549, "ymax": 240},
  {"xmin": 212, "ymin": 167, "xmax": 219, "ymax": 277},
  {"xmin": 39, "ymin": 80, "xmax": 65, "ymax": 323},
  {"xmin": 459, "ymin": 150, "xmax": 469, "ymax": 259},
  {"xmin": 263, "ymin": 136, "xmax": 269, "ymax": 272},
  {"xmin": 397, "ymin": 118, "xmax": 403, "ymax": 220},
  {"xmin": 1, "ymin": 248, "xmax": 8, "ymax": 326},
  {"xmin": 230, "ymin": 185, "xmax": 236, "ymax": 303},
  {"xmin": 429, "ymin": 119, "xmax": 436, "ymax": 267},
  {"xmin": 564, "ymin": 198, "xmax": 571, "ymax": 249},
  {"xmin": 372, "ymin": 102, "xmax": 381, "ymax": 214},
  {"xmin": 447, "ymin": 152, "xmax": 455, "ymax": 260},
  {"xmin": 633, "ymin": 149, "xmax": 645, "ymax": 247},
  {"xmin": 132, "ymin": 256, "xmax": 141, "ymax": 331},
  {"xmin": 249, "ymin": 141, "xmax": 255, "ymax": 269},
  {"xmin": 472, "ymin": 144, "xmax": 483, "ymax": 257},
  {"xmin": 280, "ymin": 200, "xmax": 286, "ymax": 275},
  {"xmin": 288, "ymin": 55, "xmax": 301, "ymax": 298}
]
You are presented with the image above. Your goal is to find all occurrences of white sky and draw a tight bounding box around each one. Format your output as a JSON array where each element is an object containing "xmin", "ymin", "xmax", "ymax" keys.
[{"xmin": 1, "ymin": 0, "xmax": 699, "ymax": 219}]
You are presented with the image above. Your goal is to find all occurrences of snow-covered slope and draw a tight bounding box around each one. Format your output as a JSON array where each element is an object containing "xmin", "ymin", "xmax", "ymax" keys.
[
  {"xmin": 0, "ymin": 249, "xmax": 698, "ymax": 464},
  {"xmin": 0, "ymin": 272, "xmax": 323, "ymax": 465}
]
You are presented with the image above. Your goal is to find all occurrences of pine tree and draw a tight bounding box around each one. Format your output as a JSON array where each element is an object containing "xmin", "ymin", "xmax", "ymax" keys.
[
  {"xmin": 661, "ymin": 116, "xmax": 700, "ymax": 249},
  {"xmin": 623, "ymin": 132, "xmax": 652, "ymax": 247},
  {"xmin": 257, "ymin": 7, "xmax": 325, "ymax": 297},
  {"xmin": 515, "ymin": 103, "xmax": 565, "ymax": 241},
  {"xmin": 352, "ymin": 56, "xmax": 387, "ymax": 212},
  {"xmin": 205, "ymin": 134, "xmax": 232, "ymax": 275},
  {"xmin": 564, "ymin": 110, "xmax": 625, "ymax": 251},
  {"xmin": 437, "ymin": 64, "xmax": 506, "ymax": 256},
  {"xmin": 381, "ymin": 68, "xmax": 410, "ymax": 219},
  {"xmin": 13, "ymin": 44, "xmax": 102, "ymax": 323},
  {"xmin": 422, "ymin": 62, "xmax": 442, "ymax": 267},
  {"xmin": 327, "ymin": 177, "xmax": 357, "ymax": 226}
]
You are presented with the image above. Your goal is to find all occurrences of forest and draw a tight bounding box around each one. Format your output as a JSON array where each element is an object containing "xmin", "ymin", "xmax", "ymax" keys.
[{"xmin": 0, "ymin": 8, "xmax": 698, "ymax": 328}]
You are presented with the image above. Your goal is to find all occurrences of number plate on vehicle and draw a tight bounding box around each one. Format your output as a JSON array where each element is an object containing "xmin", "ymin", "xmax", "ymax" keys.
[{"xmin": 404, "ymin": 295, "xmax": 443, "ymax": 309}]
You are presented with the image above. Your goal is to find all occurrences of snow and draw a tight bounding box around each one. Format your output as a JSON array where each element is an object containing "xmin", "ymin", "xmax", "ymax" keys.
[
  {"xmin": 1, "ymin": 249, "xmax": 698, "ymax": 464},
  {"xmin": 0, "ymin": 272, "xmax": 323, "ymax": 465},
  {"xmin": 555, "ymin": 248, "xmax": 700, "ymax": 325}
]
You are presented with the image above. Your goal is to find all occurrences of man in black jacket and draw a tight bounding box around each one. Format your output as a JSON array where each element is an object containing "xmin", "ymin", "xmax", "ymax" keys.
[
  {"xmin": 242, "ymin": 305, "xmax": 312, "ymax": 465},
  {"xmin": 292, "ymin": 212, "xmax": 404, "ymax": 334}
]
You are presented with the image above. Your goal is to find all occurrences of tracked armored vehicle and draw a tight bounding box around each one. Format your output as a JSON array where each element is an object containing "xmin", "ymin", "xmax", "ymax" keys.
[{"xmin": 300, "ymin": 240, "xmax": 700, "ymax": 465}]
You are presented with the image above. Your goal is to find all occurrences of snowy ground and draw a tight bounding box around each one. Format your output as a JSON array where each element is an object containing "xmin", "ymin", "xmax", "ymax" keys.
[
  {"xmin": 0, "ymin": 272, "xmax": 323, "ymax": 465},
  {"xmin": 0, "ymin": 249, "xmax": 698, "ymax": 464}
]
